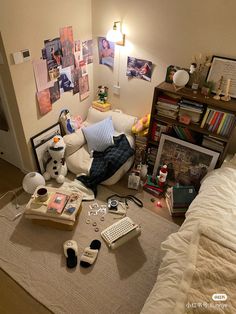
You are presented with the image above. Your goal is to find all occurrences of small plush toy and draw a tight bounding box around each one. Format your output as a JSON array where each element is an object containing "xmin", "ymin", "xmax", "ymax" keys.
[
  {"xmin": 43, "ymin": 135, "xmax": 67, "ymax": 184},
  {"xmin": 60, "ymin": 109, "xmax": 83, "ymax": 134},
  {"xmin": 97, "ymin": 85, "xmax": 108, "ymax": 103},
  {"xmin": 132, "ymin": 113, "xmax": 150, "ymax": 136}
]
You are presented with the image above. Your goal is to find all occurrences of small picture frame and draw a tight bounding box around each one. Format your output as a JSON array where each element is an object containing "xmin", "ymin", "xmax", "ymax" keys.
[{"xmin": 31, "ymin": 123, "xmax": 61, "ymax": 174}]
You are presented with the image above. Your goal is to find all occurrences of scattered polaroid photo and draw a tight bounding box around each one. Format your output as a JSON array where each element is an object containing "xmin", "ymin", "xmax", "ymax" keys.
[
  {"xmin": 58, "ymin": 66, "xmax": 74, "ymax": 93},
  {"xmin": 98, "ymin": 37, "xmax": 115, "ymax": 69},
  {"xmin": 126, "ymin": 56, "xmax": 153, "ymax": 82},
  {"xmin": 82, "ymin": 40, "xmax": 93, "ymax": 64}
]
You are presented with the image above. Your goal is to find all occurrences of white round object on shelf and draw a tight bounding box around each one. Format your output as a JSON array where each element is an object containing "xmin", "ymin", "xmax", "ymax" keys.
[
  {"xmin": 22, "ymin": 172, "xmax": 46, "ymax": 194},
  {"xmin": 173, "ymin": 70, "xmax": 189, "ymax": 87}
]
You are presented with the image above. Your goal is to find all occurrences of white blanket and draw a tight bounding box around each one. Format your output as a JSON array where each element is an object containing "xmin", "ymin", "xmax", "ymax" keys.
[{"xmin": 141, "ymin": 162, "xmax": 236, "ymax": 314}]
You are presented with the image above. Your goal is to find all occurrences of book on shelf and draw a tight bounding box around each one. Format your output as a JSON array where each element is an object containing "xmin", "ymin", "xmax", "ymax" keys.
[
  {"xmin": 158, "ymin": 93, "xmax": 180, "ymax": 105},
  {"xmin": 151, "ymin": 121, "xmax": 172, "ymax": 142},
  {"xmin": 202, "ymin": 135, "xmax": 224, "ymax": 152},
  {"xmin": 200, "ymin": 108, "xmax": 235, "ymax": 137},
  {"xmin": 173, "ymin": 126, "xmax": 197, "ymax": 143}
]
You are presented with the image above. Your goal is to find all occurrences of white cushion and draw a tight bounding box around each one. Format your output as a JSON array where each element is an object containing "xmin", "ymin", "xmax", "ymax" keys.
[
  {"xmin": 82, "ymin": 116, "xmax": 115, "ymax": 153},
  {"xmin": 64, "ymin": 129, "xmax": 86, "ymax": 157},
  {"xmin": 86, "ymin": 107, "xmax": 137, "ymax": 135}
]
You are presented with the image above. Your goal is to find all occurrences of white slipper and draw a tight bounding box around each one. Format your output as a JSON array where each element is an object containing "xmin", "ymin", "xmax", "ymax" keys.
[
  {"xmin": 63, "ymin": 240, "xmax": 78, "ymax": 268},
  {"xmin": 80, "ymin": 240, "xmax": 101, "ymax": 268}
]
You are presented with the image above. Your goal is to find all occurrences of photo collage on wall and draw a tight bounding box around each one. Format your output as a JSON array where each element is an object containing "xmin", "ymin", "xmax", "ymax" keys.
[{"xmin": 33, "ymin": 26, "xmax": 93, "ymax": 116}]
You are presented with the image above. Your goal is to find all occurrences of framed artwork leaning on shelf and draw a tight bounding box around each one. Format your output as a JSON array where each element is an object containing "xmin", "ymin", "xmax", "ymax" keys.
[
  {"xmin": 31, "ymin": 123, "xmax": 61, "ymax": 174},
  {"xmin": 153, "ymin": 134, "xmax": 219, "ymax": 191}
]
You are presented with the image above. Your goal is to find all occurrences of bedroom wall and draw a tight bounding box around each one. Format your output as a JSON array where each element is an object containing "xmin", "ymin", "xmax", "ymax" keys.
[
  {"xmin": 0, "ymin": 0, "xmax": 93, "ymax": 171},
  {"xmin": 91, "ymin": 0, "xmax": 236, "ymax": 154}
]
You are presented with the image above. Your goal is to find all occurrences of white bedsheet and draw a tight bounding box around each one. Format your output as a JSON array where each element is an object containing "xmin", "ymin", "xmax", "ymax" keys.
[{"xmin": 141, "ymin": 162, "xmax": 236, "ymax": 314}]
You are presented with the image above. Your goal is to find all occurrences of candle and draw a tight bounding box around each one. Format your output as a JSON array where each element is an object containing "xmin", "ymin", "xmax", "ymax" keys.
[{"xmin": 225, "ymin": 79, "xmax": 231, "ymax": 96}]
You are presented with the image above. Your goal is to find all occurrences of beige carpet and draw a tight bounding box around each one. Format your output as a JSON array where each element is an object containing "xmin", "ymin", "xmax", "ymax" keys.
[{"xmin": 0, "ymin": 186, "xmax": 179, "ymax": 314}]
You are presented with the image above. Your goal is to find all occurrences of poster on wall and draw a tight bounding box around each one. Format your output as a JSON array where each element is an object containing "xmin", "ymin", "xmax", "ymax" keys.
[
  {"xmin": 82, "ymin": 40, "xmax": 93, "ymax": 64},
  {"xmin": 36, "ymin": 89, "xmax": 52, "ymax": 115},
  {"xmin": 126, "ymin": 56, "xmax": 153, "ymax": 81},
  {"xmin": 32, "ymin": 59, "xmax": 54, "ymax": 92},
  {"xmin": 60, "ymin": 26, "xmax": 75, "ymax": 68},
  {"xmin": 98, "ymin": 37, "xmax": 115, "ymax": 69},
  {"xmin": 79, "ymin": 74, "xmax": 89, "ymax": 101},
  {"xmin": 43, "ymin": 38, "xmax": 62, "ymax": 71},
  {"xmin": 58, "ymin": 66, "xmax": 74, "ymax": 93},
  {"xmin": 74, "ymin": 40, "xmax": 81, "ymax": 68}
]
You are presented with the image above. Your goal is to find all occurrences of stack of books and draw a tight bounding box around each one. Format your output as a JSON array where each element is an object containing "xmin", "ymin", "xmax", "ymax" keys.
[
  {"xmin": 134, "ymin": 135, "xmax": 147, "ymax": 165},
  {"xmin": 178, "ymin": 99, "xmax": 204, "ymax": 123},
  {"xmin": 151, "ymin": 121, "xmax": 172, "ymax": 142},
  {"xmin": 200, "ymin": 108, "xmax": 235, "ymax": 137},
  {"xmin": 156, "ymin": 94, "xmax": 180, "ymax": 119},
  {"xmin": 202, "ymin": 135, "xmax": 224, "ymax": 152},
  {"xmin": 173, "ymin": 125, "xmax": 197, "ymax": 143},
  {"xmin": 92, "ymin": 101, "xmax": 111, "ymax": 112},
  {"xmin": 146, "ymin": 146, "xmax": 158, "ymax": 173},
  {"xmin": 166, "ymin": 185, "xmax": 197, "ymax": 217},
  {"xmin": 143, "ymin": 175, "xmax": 165, "ymax": 197}
]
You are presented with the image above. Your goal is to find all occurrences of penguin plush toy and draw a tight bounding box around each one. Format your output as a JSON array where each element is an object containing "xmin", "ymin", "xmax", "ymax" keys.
[{"xmin": 43, "ymin": 135, "xmax": 67, "ymax": 184}]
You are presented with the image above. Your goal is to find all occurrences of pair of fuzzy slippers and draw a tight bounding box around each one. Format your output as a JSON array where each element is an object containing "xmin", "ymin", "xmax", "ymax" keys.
[{"xmin": 63, "ymin": 239, "xmax": 101, "ymax": 269}]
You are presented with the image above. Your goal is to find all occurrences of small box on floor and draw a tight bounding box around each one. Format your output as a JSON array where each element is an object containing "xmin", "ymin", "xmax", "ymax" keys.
[{"xmin": 92, "ymin": 101, "xmax": 111, "ymax": 112}]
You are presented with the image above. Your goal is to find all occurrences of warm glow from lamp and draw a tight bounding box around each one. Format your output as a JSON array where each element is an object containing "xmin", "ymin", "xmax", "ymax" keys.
[{"xmin": 106, "ymin": 21, "xmax": 125, "ymax": 45}]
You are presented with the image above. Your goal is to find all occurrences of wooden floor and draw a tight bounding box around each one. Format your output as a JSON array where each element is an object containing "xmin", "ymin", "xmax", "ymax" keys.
[{"xmin": 0, "ymin": 159, "xmax": 184, "ymax": 226}]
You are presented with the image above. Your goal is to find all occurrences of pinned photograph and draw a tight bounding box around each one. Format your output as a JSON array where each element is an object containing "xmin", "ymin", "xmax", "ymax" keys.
[
  {"xmin": 82, "ymin": 40, "xmax": 93, "ymax": 64},
  {"xmin": 165, "ymin": 65, "xmax": 182, "ymax": 83},
  {"xmin": 44, "ymin": 38, "xmax": 62, "ymax": 71},
  {"xmin": 58, "ymin": 66, "xmax": 74, "ymax": 93},
  {"xmin": 79, "ymin": 74, "xmax": 89, "ymax": 101},
  {"xmin": 74, "ymin": 40, "xmax": 81, "ymax": 68},
  {"xmin": 126, "ymin": 57, "xmax": 153, "ymax": 81},
  {"xmin": 72, "ymin": 68, "xmax": 80, "ymax": 95},
  {"xmin": 60, "ymin": 26, "xmax": 75, "ymax": 68},
  {"xmin": 79, "ymin": 60, "xmax": 87, "ymax": 76},
  {"xmin": 36, "ymin": 89, "xmax": 52, "ymax": 115},
  {"xmin": 49, "ymin": 81, "xmax": 60, "ymax": 104},
  {"xmin": 98, "ymin": 37, "xmax": 115, "ymax": 69}
]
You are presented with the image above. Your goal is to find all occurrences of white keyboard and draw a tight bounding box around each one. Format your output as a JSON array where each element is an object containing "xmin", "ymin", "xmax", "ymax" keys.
[{"xmin": 101, "ymin": 217, "xmax": 141, "ymax": 249}]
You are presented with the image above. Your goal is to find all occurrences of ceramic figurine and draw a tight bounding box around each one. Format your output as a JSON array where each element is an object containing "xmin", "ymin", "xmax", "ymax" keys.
[{"xmin": 221, "ymin": 78, "xmax": 231, "ymax": 101}]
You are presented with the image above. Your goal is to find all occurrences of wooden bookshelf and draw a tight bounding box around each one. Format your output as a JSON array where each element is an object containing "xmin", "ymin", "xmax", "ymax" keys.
[{"xmin": 147, "ymin": 82, "xmax": 236, "ymax": 170}]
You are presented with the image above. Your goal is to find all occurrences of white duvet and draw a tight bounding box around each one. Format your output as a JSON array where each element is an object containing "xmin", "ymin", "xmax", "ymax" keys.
[{"xmin": 141, "ymin": 161, "xmax": 236, "ymax": 314}]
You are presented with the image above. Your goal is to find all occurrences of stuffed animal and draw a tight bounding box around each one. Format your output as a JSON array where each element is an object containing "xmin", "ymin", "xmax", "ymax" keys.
[
  {"xmin": 43, "ymin": 135, "xmax": 67, "ymax": 184},
  {"xmin": 132, "ymin": 113, "xmax": 150, "ymax": 136},
  {"xmin": 60, "ymin": 109, "xmax": 83, "ymax": 134},
  {"xmin": 97, "ymin": 85, "xmax": 108, "ymax": 103}
]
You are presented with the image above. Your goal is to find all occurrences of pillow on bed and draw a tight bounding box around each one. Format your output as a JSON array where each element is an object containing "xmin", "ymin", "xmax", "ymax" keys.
[{"xmin": 82, "ymin": 116, "xmax": 114, "ymax": 153}]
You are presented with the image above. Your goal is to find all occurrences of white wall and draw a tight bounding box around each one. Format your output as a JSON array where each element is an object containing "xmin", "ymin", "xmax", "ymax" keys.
[
  {"xmin": 0, "ymin": 0, "xmax": 93, "ymax": 171},
  {"xmin": 92, "ymin": 0, "xmax": 236, "ymax": 153}
]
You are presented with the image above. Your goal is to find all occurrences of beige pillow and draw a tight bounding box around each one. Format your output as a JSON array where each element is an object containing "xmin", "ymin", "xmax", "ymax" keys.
[{"xmin": 63, "ymin": 129, "xmax": 86, "ymax": 157}]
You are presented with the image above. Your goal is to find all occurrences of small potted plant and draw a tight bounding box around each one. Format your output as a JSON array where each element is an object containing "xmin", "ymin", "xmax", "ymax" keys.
[{"xmin": 201, "ymin": 80, "xmax": 215, "ymax": 97}]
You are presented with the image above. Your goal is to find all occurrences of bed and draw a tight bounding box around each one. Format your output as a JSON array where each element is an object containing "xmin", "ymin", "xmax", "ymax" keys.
[{"xmin": 141, "ymin": 157, "xmax": 236, "ymax": 314}]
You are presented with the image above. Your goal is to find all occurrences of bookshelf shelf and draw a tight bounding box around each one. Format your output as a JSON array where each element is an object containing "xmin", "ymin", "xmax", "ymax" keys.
[
  {"xmin": 147, "ymin": 82, "xmax": 236, "ymax": 170},
  {"xmin": 153, "ymin": 115, "xmax": 229, "ymax": 142}
]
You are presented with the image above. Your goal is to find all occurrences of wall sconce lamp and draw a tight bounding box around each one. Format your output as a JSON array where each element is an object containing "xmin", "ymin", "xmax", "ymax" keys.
[{"xmin": 106, "ymin": 21, "xmax": 125, "ymax": 46}]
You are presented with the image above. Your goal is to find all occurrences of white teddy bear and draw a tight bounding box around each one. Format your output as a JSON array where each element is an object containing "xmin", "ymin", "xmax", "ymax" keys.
[{"xmin": 43, "ymin": 135, "xmax": 67, "ymax": 184}]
